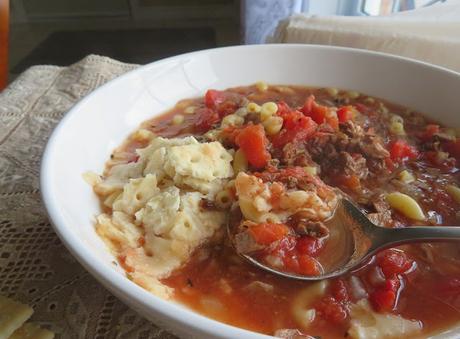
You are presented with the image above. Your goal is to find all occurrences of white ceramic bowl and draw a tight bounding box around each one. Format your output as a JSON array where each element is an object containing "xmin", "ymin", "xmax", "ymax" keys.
[{"xmin": 41, "ymin": 44, "xmax": 460, "ymax": 339}]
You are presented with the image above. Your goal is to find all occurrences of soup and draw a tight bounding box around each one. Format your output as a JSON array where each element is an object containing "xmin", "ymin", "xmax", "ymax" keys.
[{"xmin": 90, "ymin": 83, "xmax": 460, "ymax": 339}]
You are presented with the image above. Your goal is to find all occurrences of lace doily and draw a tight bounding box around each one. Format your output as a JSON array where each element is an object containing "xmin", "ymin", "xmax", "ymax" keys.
[{"xmin": 0, "ymin": 55, "xmax": 177, "ymax": 339}]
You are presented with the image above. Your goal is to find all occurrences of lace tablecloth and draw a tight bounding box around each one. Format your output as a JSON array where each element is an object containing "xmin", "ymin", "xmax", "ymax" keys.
[{"xmin": 0, "ymin": 55, "xmax": 177, "ymax": 339}]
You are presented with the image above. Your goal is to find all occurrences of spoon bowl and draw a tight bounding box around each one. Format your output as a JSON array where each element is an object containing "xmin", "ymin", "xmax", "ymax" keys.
[{"xmin": 228, "ymin": 199, "xmax": 460, "ymax": 281}]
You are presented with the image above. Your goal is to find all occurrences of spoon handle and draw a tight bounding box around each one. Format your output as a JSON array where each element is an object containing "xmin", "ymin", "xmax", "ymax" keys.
[{"xmin": 375, "ymin": 225, "xmax": 460, "ymax": 248}]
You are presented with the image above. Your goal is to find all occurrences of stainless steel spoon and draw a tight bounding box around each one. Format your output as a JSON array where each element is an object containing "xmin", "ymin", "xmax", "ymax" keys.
[{"xmin": 228, "ymin": 199, "xmax": 460, "ymax": 280}]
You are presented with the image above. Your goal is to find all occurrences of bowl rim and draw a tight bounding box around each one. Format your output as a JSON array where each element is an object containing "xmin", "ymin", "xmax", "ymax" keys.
[{"xmin": 40, "ymin": 43, "xmax": 460, "ymax": 339}]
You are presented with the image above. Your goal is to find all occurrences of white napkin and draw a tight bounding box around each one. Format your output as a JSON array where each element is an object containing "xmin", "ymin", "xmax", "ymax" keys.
[{"xmin": 271, "ymin": 1, "xmax": 460, "ymax": 72}]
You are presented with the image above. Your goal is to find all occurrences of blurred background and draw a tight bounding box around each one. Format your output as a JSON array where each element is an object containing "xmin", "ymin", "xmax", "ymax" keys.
[{"xmin": 0, "ymin": 0, "xmax": 451, "ymax": 86}]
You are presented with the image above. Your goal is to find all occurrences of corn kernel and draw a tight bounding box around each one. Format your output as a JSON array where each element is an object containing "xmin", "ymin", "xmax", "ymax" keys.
[
  {"xmin": 304, "ymin": 166, "xmax": 317, "ymax": 176},
  {"xmin": 255, "ymin": 81, "xmax": 268, "ymax": 92},
  {"xmin": 172, "ymin": 114, "xmax": 184, "ymax": 125},
  {"xmin": 263, "ymin": 116, "xmax": 283, "ymax": 135},
  {"xmin": 325, "ymin": 87, "xmax": 338, "ymax": 97},
  {"xmin": 260, "ymin": 102, "xmax": 278, "ymax": 121},
  {"xmin": 398, "ymin": 170, "xmax": 415, "ymax": 184},
  {"xmin": 184, "ymin": 106, "xmax": 196, "ymax": 114},
  {"xmin": 247, "ymin": 102, "xmax": 261, "ymax": 113},
  {"xmin": 346, "ymin": 91, "xmax": 360, "ymax": 99}
]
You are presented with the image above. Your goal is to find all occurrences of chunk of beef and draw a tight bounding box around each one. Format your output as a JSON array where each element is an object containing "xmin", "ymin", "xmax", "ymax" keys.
[
  {"xmin": 282, "ymin": 142, "xmax": 317, "ymax": 167},
  {"xmin": 341, "ymin": 120, "xmax": 365, "ymax": 139},
  {"xmin": 360, "ymin": 134, "xmax": 390, "ymax": 159},
  {"xmin": 338, "ymin": 151, "xmax": 369, "ymax": 179},
  {"xmin": 287, "ymin": 211, "xmax": 330, "ymax": 241},
  {"xmin": 373, "ymin": 196, "xmax": 390, "ymax": 213},
  {"xmin": 368, "ymin": 211, "xmax": 392, "ymax": 227},
  {"xmin": 367, "ymin": 195, "xmax": 393, "ymax": 226}
]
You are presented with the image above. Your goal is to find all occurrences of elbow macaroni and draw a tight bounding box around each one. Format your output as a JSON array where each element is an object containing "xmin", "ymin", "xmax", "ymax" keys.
[
  {"xmin": 386, "ymin": 192, "xmax": 425, "ymax": 221},
  {"xmin": 446, "ymin": 184, "xmax": 460, "ymax": 204},
  {"xmin": 292, "ymin": 281, "xmax": 328, "ymax": 328}
]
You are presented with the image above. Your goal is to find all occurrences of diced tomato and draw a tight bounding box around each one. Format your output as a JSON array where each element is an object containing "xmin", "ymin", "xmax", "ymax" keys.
[
  {"xmin": 370, "ymin": 277, "xmax": 401, "ymax": 312},
  {"xmin": 271, "ymin": 116, "xmax": 317, "ymax": 148},
  {"xmin": 118, "ymin": 255, "xmax": 135, "ymax": 273},
  {"xmin": 418, "ymin": 124, "xmax": 440, "ymax": 141},
  {"xmin": 296, "ymin": 236, "xmax": 322, "ymax": 256},
  {"xmin": 280, "ymin": 109, "xmax": 305, "ymax": 130},
  {"xmin": 305, "ymin": 103, "xmax": 327, "ymax": 124},
  {"xmin": 271, "ymin": 236, "xmax": 297, "ymax": 256},
  {"xmin": 300, "ymin": 95, "xmax": 315, "ymax": 116},
  {"xmin": 370, "ymin": 288, "xmax": 396, "ymax": 312},
  {"xmin": 336, "ymin": 174, "xmax": 361, "ymax": 191},
  {"xmin": 235, "ymin": 124, "xmax": 271, "ymax": 169},
  {"xmin": 316, "ymin": 296, "xmax": 348, "ymax": 324},
  {"xmin": 195, "ymin": 107, "xmax": 220, "ymax": 133},
  {"xmin": 249, "ymin": 223, "xmax": 289, "ymax": 245},
  {"xmin": 330, "ymin": 279, "xmax": 349, "ymax": 303},
  {"xmin": 444, "ymin": 138, "xmax": 460, "ymax": 161},
  {"xmin": 282, "ymin": 253, "xmax": 321, "ymax": 276},
  {"xmin": 389, "ymin": 140, "xmax": 419, "ymax": 162},
  {"xmin": 217, "ymin": 101, "xmax": 238, "ymax": 118},
  {"xmin": 205, "ymin": 89, "xmax": 226, "ymax": 109},
  {"xmin": 337, "ymin": 106, "xmax": 354, "ymax": 123},
  {"xmin": 268, "ymin": 182, "xmax": 284, "ymax": 207},
  {"xmin": 301, "ymin": 95, "xmax": 338, "ymax": 129},
  {"xmin": 276, "ymin": 101, "xmax": 292, "ymax": 116},
  {"xmin": 377, "ymin": 249, "xmax": 413, "ymax": 278},
  {"xmin": 204, "ymin": 89, "xmax": 239, "ymax": 117},
  {"xmin": 325, "ymin": 112, "xmax": 339, "ymax": 130},
  {"xmin": 297, "ymin": 255, "xmax": 321, "ymax": 275}
]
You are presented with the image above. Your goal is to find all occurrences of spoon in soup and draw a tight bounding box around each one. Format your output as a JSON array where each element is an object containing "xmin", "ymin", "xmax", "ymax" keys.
[{"xmin": 228, "ymin": 198, "xmax": 460, "ymax": 281}]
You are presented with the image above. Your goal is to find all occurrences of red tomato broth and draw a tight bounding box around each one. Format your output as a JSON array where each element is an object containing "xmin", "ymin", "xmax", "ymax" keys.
[{"xmin": 112, "ymin": 84, "xmax": 460, "ymax": 338}]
